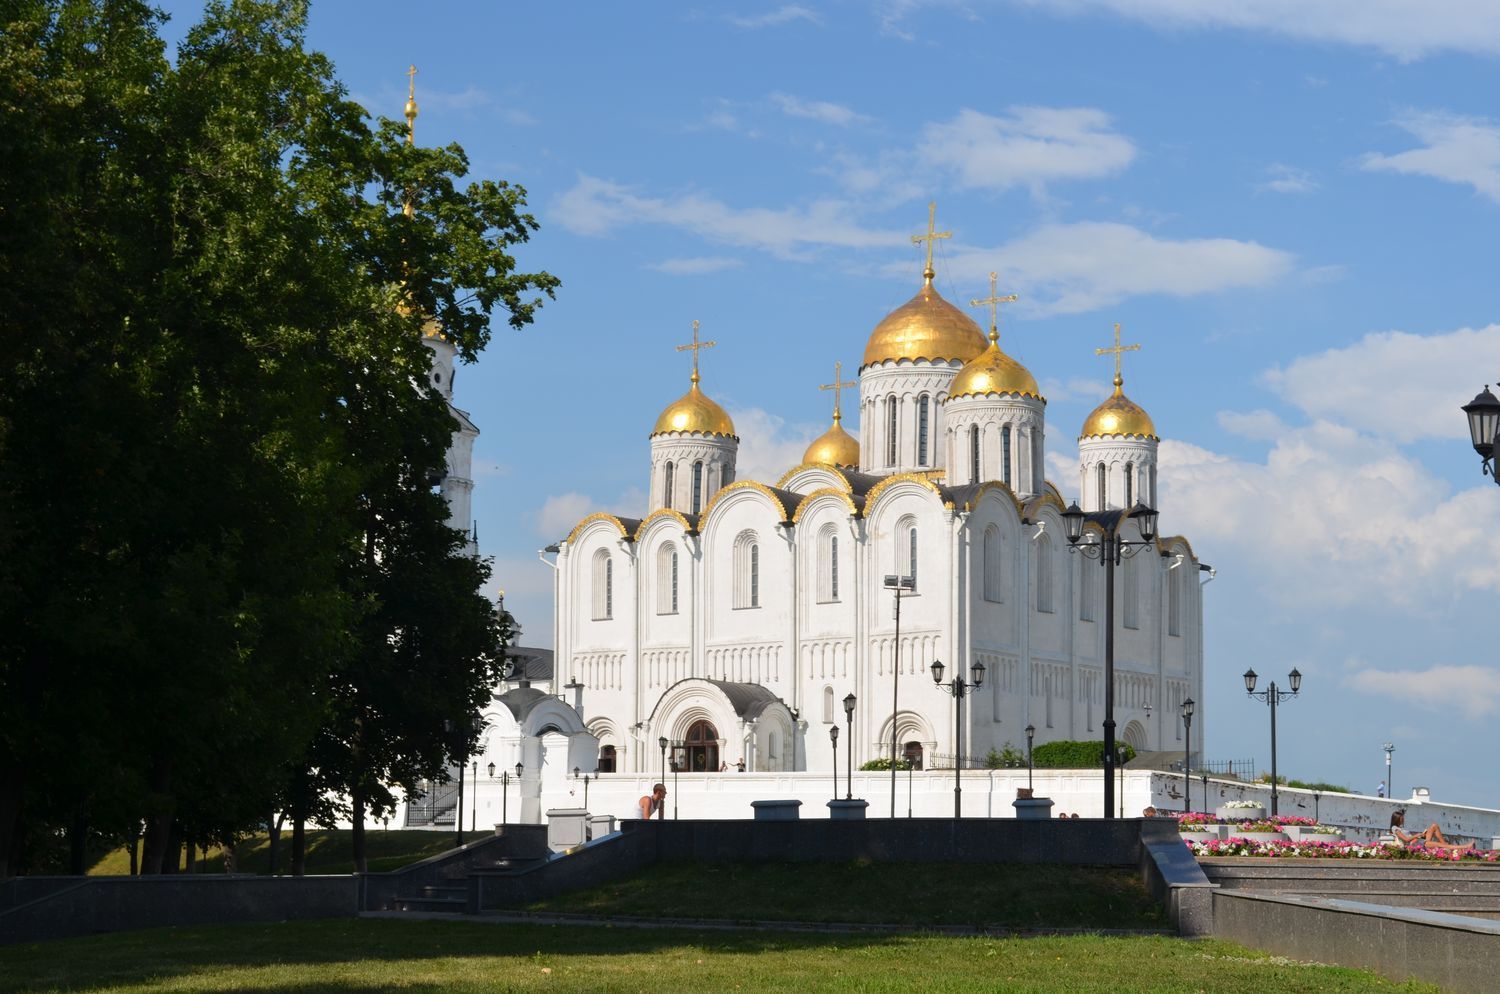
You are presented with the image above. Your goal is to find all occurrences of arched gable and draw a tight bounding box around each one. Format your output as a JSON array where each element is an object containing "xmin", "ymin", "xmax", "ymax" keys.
[
  {"xmin": 1156, "ymin": 535, "xmax": 1197, "ymax": 562},
  {"xmin": 791, "ymin": 487, "xmax": 860, "ymax": 524},
  {"xmin": 635, "ymin": 507, "xmax": 697, "ymax": 541},
  {"xmin": 1022, "ymin": 492, "xmax": 1067, "ymax": 522},
  {"xmin": 776, "ymin": 463, "xmax": 854, "ymax": 494},
  {"xmin": 863, "ymin": 472, "xmax": 950, "ymax": 521},
  {"xmin": 566, "ymin": 512, "xmax": 634, "ymax": 548},
  {"xmin": 698, "ymin": 480, "xmax": 792, "ymax": 537}
]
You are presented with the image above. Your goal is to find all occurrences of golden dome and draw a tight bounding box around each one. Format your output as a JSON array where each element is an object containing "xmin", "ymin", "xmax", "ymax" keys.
[
  {"xmin": 863, "ymin": 281, "xmax": 988, "ymax": 368},
  {"xmin": 1080, "ymin": 379, "xmax": 1157, "ymax": 440},
  {"xmin": 948, "ymin": 331, "xmax": 1043, "ymax": 401},
  {"xmin": 651, "ymin": 379, "xmax": 736, "ymax": 438},
  {"xmin": 803, "ymin": 418, "xmax": 860, "ymax": 467}
]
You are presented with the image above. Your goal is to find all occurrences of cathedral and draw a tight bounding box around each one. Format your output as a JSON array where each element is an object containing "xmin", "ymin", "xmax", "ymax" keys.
[{"xmin": 544, "ymin": 208, "xmax": 1206, "ymax": 780}]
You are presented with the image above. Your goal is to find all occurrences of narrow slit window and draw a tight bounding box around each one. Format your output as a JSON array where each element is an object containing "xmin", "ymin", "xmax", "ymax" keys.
[
  {"xmin": 970, "ymin": 425, "xmax": 980, "ymax": 483},
  {"xmin": 1002, "ymin": 427, "xmax": 1012, "ymax": 487},
  {"xmin": 917, "ymin": 395, "xmax": 930, "ymax": 466},
  {"xmin": 663, "ymin": 462, "xmax": 674, "ymax": 509},
  {"xmin": 692, "ymin": 460, "xmax": 704, "ymax": 514}
]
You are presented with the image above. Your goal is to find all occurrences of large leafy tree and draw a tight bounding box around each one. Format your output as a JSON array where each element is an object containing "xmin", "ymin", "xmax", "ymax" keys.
[{"xmin": 0, "ymin": 0, "xmax": 556, "ymax": 876}]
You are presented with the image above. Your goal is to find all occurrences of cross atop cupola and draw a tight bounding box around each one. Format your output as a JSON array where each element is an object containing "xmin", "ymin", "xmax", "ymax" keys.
[
  {"xmin": 676, "ymin": 319, "xmax": 718, "ymax": 385},
  {"xmin": 911, "ymin": 201, "xmax": 951, "ymax": 284}
]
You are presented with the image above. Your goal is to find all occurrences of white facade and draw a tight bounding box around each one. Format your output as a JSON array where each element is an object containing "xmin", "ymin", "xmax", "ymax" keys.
[
  {"xmin": 545, "ymin": 275, "xmax": 1207, "ymax": 779},
  {"xmin": 424, "ymin": 332, "xmax": 479, "ymax": 552}
]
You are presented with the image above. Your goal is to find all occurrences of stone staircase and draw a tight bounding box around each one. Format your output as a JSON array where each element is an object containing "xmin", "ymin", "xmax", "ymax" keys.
[
  {"xmin": 391, "ymin": 852, "xmax": 548, "ymax": 914},
  {"xmin": 1200, "ymin": 858, "xmax": 1500, "ymax": 920}
]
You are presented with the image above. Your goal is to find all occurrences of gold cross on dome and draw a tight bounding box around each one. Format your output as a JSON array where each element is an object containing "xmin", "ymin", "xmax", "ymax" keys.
[
  {"xmin": 969, "ymin": 271, "xmax": 1019, "ymax": 344},
  {"xmin": 675, "ymin": 319, "xmax": 717, "ymax": 384},
  {"xmin": 911, "ymin": 201, "xmax": 951, "ymax": 284},
  {"xmin": 819, "ymin": 360, "xmax": 857, "ymax": 423},
  {"xmin": 1096, "ymin": 322, "xmax": 1142, "ymax": 388},
  {"xmin": 404, "ymin": 65, "xmax": 419, "ymax": 144}
]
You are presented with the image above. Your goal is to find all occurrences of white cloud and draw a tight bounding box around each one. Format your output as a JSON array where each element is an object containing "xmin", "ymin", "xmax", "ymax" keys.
[
  {"xmin": 1158, "ymin": 425, "xmax": 1500, "ymax": 608},
  {"xmin": 649, "ymin": 257, "xmax": 746, "ymax": 275},
  {"xmin": 728, "ymin": 407, "xmax": 824, "ymax": 483},
  {"xmin": 885, "ymin": 0, "xmax": 1500, "ymax": 61},
  {"xmin": 1362, "ymin": 110, "xmax": 1500, "ymax": 202},
  {"xmin": 1258, "ymin": 164, "xmax": 1317, "ymax": 194},
  {"xmin": 551, "ymin": 175, "xmax": 904, "ymax": 255},
  {"xmin": 536, "ymin": 487, "xmax": 646, "ymax": 539},
  {"xmin": 1038, "ymin": 376, "xmax": 1110, "ymax": 404},
  {"xmin": 1216, "ymin": 409, "xmax": 1287, "ymax": 440},
  {"xmin": 1262, "ymin": 325, "xmax": 1500, "ymax": 443},
  {"xmin": 1349, "ymin": 665, "xmax": 1500, "ymax": 719},
  {"xmin": 939, "ymin": 222, "xmax": 1294, "ymax": 315},
  {"xmin": 728, "ymin": 5, "xmax": 820, "ymax": 28},
  {"xmin": 770, "ymin": 92, "xmax": 872, "ymax": 128},
  {"xmin": 917, "ymin": 107, "xmax": 1136, "ymax": 193}
]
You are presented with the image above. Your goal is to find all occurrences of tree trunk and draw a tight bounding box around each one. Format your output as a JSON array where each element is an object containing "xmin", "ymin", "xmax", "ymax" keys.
[
  {"xmin": 67, "ymin": 805, "xmax": 88, "ymax": 876},
  {"xmin": 128, "ymin": 823, "xmax": 140, "ymax": 876},
  {"xmin": 139, "ymin": 763, "xmax": 175, "ymax": 875},
  {"xmin": 221, "ymin": 839, "xmax": 236, "ymax": 874},
  {"xmin": 0, "ymin": 761, "xmax": 23, "ymax": 880},
  {"xmin": 291, "ymin": 815, "xmax": 306, "ymax": 876},
  {"xmin": 267, "ymin": 811, "xmax": 283, "ymax": 876},
  {"xmin": 350, "ymin": 779, "xmax": 367, "ymax": 874}
]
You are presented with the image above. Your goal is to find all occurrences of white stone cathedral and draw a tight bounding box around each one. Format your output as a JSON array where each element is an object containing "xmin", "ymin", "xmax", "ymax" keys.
[{"xmin": 545, "ymin": 213, "xmax": 1205, "ymax": 779}]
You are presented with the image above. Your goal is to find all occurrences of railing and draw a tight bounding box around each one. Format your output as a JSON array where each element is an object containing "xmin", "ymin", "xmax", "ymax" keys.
[
  {"xmin": 1196, "ymin": 758, "xmax": 1255, "ymax": 778},
  {"xmin": 403, "ymin": 779, "xmax": 460, "ymax": 827}
]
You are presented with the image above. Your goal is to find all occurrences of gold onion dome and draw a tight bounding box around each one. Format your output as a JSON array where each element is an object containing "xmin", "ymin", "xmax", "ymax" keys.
[
  {"xmin": 862, "ymin": 281, "xmax": 988, "ymax": 368},
  {"xmin": 803, "ymin": 418, "xmax": 860, "ymax": 467},
  {"xmin": 948, "ymin": 330, "xmax": 1042, "ymax": 400},
  {"xmin": 652, "ymin": 376, "xmax": 736, "ymax": 438},
  {"xmin": 1080, "ymin": 376, "xmax": 1157, "ymax": 440}
]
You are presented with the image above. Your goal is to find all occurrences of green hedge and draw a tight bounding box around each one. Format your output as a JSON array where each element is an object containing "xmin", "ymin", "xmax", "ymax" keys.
[
  {"xmin": 1031, "ymin": 740, "xmax": 1136, "ymax": 769},
  {"xmin": 858, "ymin": 757, "xmax": 913, "ymax": 771}
]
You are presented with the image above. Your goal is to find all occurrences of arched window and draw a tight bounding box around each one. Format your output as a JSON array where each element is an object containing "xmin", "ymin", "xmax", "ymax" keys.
[
  {"xmin": 969, "ymin": 425, "xmax": 980, "ymax": 483},
  {"xmin": 983, "ymin": 525, "xmax": 1002, "ymax": 602},
  {"xmin": 1080, "ymin": 557, "xmax": 1095, "ymax": 622},
  {"xmin": 830, "ymin": 534, "xmax": 839, "ymax": 600},
  {"xmin": 817, "ymin": 525, "xmax": 840, "ymax": 602},
  {"xmin": 684, "ymin": 719, "xmax": 719, "ymax": 772},
  {"xmin": 903, "ymin": 741, "xmax": 924, "ymax": 770},
  {"xmin": 1149, "ymin": 464, "xmax": 1157, "ymax": 506},
  {"xmin": 691, "ymin": 461, "xmax": 704, "ymax": 514},
  {"xmin": 592, "ymin": 549, "xmax": 613, "ymax": 620},
  {"xmin": 916, "ymin": 395, "xmax": 930, "ymax": 466},
  {"xmin": 1123, "ymin": 556, "xmax": 1139, "ymax": 629},
  {"xmin": 1032, "ymin": 431, "xmax": 1043, "ymax": 493},
  {"xmin": 1035, "ymin": 533, "xmax": 1054, "ymax": 613},
  {"xmin": 734, "ymin": 530, "xmax": 761, "ymax": 609},
  {"xmin": 1168, "ymin": 562, "xmax": 1182, "ymax": 636},
  {"xmin": 895, "ymin": 515, "xmax": 918, "ymax": 585},
  {"xmin": 886, "ymin": 396, "xmax": 898, "ymax": 466},
  {"xmin": 1002, "ymin": 426, "xmax": 1013, "ymax": 487},
  {"xmin": 823, "ymin": 685, "xmax": 835, "ymax": 723},
  {"xmin": 1097, "ymin": 462, "xmax": 1108, "ymax": 509},
  {"xmin": 597, "ymin": 745, "xmax": 617, "ymax": 773},
  {"xmin": 1124, "ymin": 462, "xmax": 1134, "ymax": 508},
  {"xmin": 663, "ymin": 462, "xmax": 675, "ymax": 509},
  {"xmin": 656, "ymin": 544, "xmax": 679, "ymax": 615}
]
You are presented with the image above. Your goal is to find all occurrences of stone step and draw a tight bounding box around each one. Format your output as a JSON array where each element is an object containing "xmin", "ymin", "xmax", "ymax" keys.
[
  {"xmin": 419, "ymin": 885, "xmax": 467, "ymax": 899},
  {"xmin": 1201, "ymin": 864, "xmax": 1500, "ymax": 884},
  {"xmin": 395, "ymin": 896, "xmax": 466, "ymax": 913},
  {"xmin": 1207, "ymin": 876, "xmax": 1500, "ymax": 895}
]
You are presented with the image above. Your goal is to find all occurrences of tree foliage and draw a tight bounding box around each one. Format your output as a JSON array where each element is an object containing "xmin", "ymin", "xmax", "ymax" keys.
[
  {"xmin": 1030, "ymin": 741, "xmax": 1137, "ymax": 769},
  {"xmin": 0, "ymin": 0, "xmax": 554, "ymax": 876}
]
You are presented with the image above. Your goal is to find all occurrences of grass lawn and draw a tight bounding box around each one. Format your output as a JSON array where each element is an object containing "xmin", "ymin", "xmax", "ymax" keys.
[
  {"xmin": 0, "ymin": 918, "xmax": 1437, "ymax": 994},
  {"xmin": 527, "ymin": 861, "xmax": 1169, "ymax": 929},
  {"xmin": 87, "ymin": 830, "xmax": 453, "ymax": 877}
]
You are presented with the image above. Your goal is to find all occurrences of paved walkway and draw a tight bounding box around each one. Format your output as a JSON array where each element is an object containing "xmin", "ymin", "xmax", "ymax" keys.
[{"xmin": 361, "ymin": 909, "xmax": 1174, "ymax": 938}]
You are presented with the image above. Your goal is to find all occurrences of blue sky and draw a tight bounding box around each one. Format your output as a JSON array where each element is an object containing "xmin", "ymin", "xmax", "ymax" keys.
[{"xmin": 157, "ymin": 1, "xmax": 1500, "ymax": 806}]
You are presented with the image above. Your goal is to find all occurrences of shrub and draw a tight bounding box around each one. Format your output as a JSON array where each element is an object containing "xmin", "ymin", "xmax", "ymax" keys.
[
  {"xmin": 1031, "ymin": 740, "xmax": 1136, "ymax": 769},
  {"xmin": 858, "ymin": 758, "xmax": 912, "ymax": 771},
  {"xmin": 1285, "ymin": 779, "xmax": 1351, "ymax": 794},
  {"xmin": 984, "ymin": 744, "xmax": 1026, "ymax": 769}
]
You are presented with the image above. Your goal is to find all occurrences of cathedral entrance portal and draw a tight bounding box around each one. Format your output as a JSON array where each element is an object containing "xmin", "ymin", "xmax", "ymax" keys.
[
  {"xmin": 903, "ymin": 741, "xmax": 924, "ymax": 770},
  {"xmin": 684, "ymin": 719, "xmax": 720, "ymax": 772}
]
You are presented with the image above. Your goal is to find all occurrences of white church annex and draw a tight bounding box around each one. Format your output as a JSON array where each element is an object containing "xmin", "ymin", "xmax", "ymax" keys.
[{"xmin": 544, "ymin": 207, "xmax": 1207, "ymax": 780}]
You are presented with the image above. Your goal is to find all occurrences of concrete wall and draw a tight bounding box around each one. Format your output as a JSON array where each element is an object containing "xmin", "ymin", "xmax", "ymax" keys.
[
  {"xmin": 0, "ymin": 875, "xmax": 357, "ymax": 946},
  {"xmin": 1211, "ymin": 889, "xmax": 1500, "ymax": 994}
]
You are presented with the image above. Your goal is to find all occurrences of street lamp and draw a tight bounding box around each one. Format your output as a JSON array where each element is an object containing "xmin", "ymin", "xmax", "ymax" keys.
[
  {"xmin": 503, "ymin": 762, "xmax": 522, "ymax": 827},
  {"xmin": 671, "ymin": 741, "xmax": 685, "ymax": 820},
  {"xmin": 884, "ymin": 571, "xmax": 916, "ymax": 818},
  {"xmin": 1180, "ymin": 698, "xmax": 1195, "ymax": 814},
  {"xmin": 830, "ymin": 725, "xmax": 840, "ymax": 802},
  {"xmin": 657, "ymin": 736, "xmax": 668, "ymax": 821},
  {"xmin": 443, "ymin": 719, "xmax": 468, "ymax": 848},
  {"xmin": 843, "ymin": 693, "xmax": 856, "ymax": 801},
  {"xmin": 1243, "ymin": 667, "xmax": 1302, "ymax": 816},
  {"xmin": 1062, "ymin": 500, "xmax": 1159, "ymax": 820},
  {"xmin": 1461, "ymin": 384, "xmax": 1500, "ymax": 484},
  {"xmin": 573, "ymin": 766, "xmax": 593, "ymax": 810},
  {"xmin": 1025, "ymin": 723, "xmax": 1035, "ymax": 794},
  {"xmin": 1383, "ymin": 742, "xmax": 1395, "ymax": 801},
  {"xmin": 931, "ymin": 658, "xmax": 986, "ymax": 818}
]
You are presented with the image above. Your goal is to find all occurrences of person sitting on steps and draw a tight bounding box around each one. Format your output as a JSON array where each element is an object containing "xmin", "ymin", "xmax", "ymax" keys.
[
  {"xmin": 638, "ymin": 783, "xmax": 666, "ymax": 820},
  {"xmin": 1390, "ymin": 809, "xmax": 1469, "ymax": 851}
]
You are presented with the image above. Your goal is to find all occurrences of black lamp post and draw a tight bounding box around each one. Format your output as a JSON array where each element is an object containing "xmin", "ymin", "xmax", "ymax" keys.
[
  {"xmin": 931, "ymin": 658, "xmax": 986, "ymax": 818},
  {"xmin": 1025, "ymin": 723, "xmax": 1035, "ymax": 793},
  {"xmin": 657, "ymin": 736, "xmax": 668, "ymax": 821},
  {"xmin": 671, "ymin": 741, "xmax": 684, "ymax": 820},
  {"xmin": 830, "ymin": 725, "xmax": 840, "ymax": 802},
  {"xmin": 1180, "ymin": 698, "xmax": 1195, "ymax": 814},
  {"xmin": 1461, "ymin": 384, "xmax": 1500, "ymax": 484},
  {"xmin": 1062, "ymin": 500, "xmax": 1160, "ymax": 819},
  {"xmin": 884, "ymin": 572, "xmax": 916, "ymax": 818},
  {"xmin": 573, "ymin": 766, "xmax": 593, "ymax": 809},
  {"xmin": 1383, "ymin": 741, "xmax": 1395, "ymax": 801},
  {"xmin": 843, "ymin": 693, "xmax": 855, "ymax": 801},
  {"xmin": 1244, "ymin": 667, "xmax": 1302, "ymax": 816},
  {"xmin": 443, "ymin": 719, "xmax": 468, "ymax": 847},
  {"xmin": 503, "ymin": 762, "xmax": 522, "ymax": 827}
]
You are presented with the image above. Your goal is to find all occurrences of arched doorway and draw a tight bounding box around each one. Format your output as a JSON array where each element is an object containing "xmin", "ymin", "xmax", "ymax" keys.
[
  {"xmin": 1122, "ymin": 720, "xmax": 1146, "ymax": 751},
  {"xmin": 597, "ymin": 744, "xmax": 616, "ymax": 773},
  {"xmin": 903, "ymin": 741, "xmax": 924, "ymax": 770},
  {"xmin": 683, "ymin": 719, "xmax": 719, "ymax": 772}
]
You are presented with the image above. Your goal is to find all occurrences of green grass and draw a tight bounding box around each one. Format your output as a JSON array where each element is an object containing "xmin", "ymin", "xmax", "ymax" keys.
[
  {"xmin": 528, "ymin": 862, "xmax": 1169, "ymax": 929},
  {"xmin": 87, "ymin": 830, "xmax": 454, "ymax": 877},
  {"xmin": 0, "ymin": 918, "xmax": 1437, "ymax": 993}
]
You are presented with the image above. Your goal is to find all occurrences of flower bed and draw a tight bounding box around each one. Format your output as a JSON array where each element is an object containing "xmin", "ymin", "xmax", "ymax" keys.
[{"xmin": 1187, "ymin": 837, "xmax": 1500, "ymax": 862}]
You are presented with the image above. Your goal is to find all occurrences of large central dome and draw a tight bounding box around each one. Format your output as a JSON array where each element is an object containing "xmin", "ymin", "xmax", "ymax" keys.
[{"xmin": 863, "ymin": 281, "xmax": 988, "ymax": 368}]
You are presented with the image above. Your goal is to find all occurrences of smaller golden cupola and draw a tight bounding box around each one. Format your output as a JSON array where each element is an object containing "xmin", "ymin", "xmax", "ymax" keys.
[
  {"xmin": 949, "ymin": 272, "xmax": 1042, "ymax": 401},
  {"xmin": 1080, "ymin": 324, "xmax": 1157, "ymax": 440},
  {"xmin": 803, "ymin": 361, "xmax": 860, "ymax": 467},
  {"xmin": 651, "ymin": 320, "xmax": 737, "ymax": 439}
]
